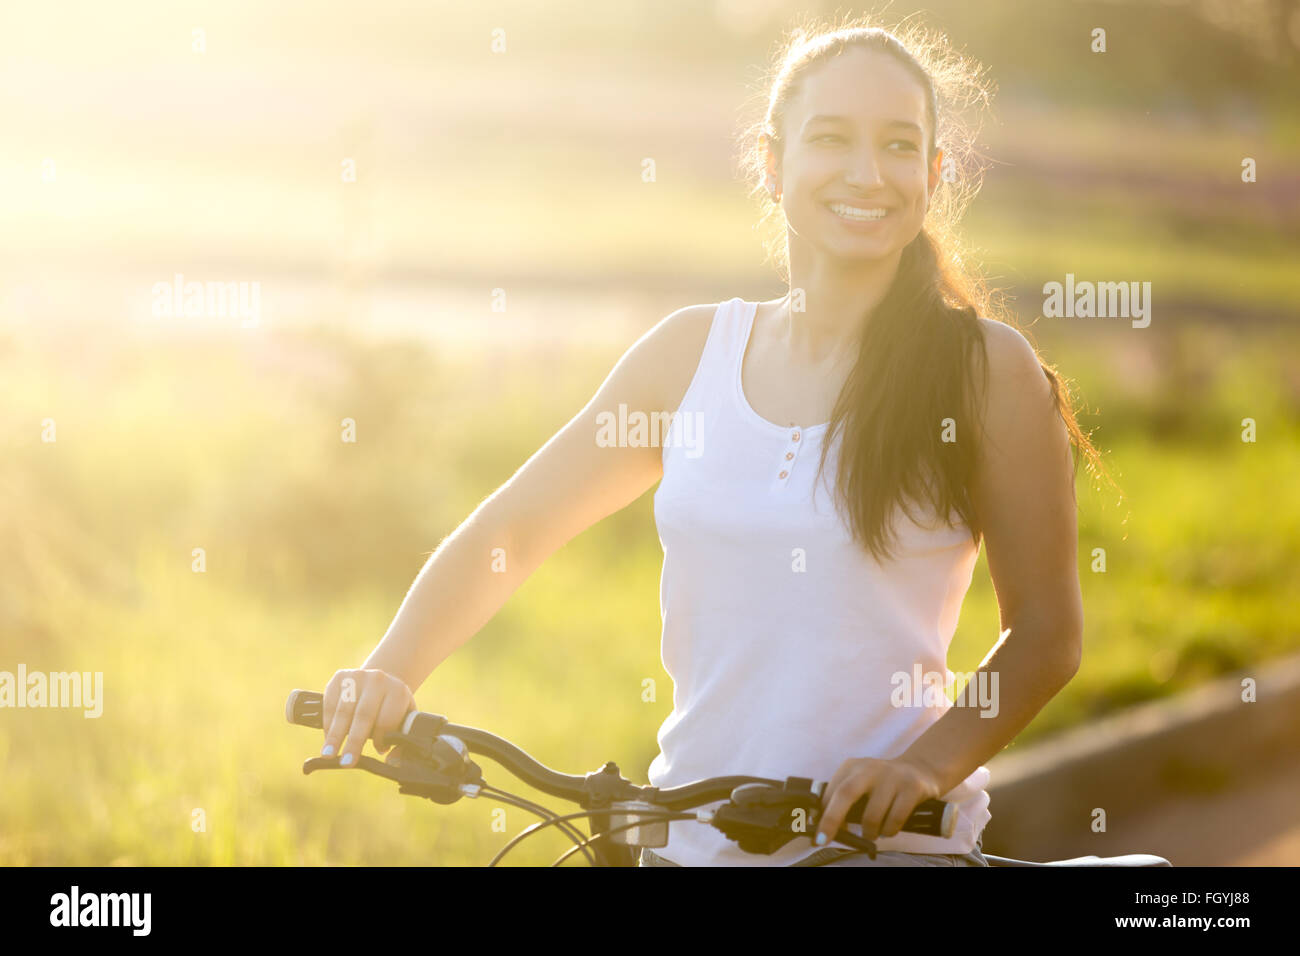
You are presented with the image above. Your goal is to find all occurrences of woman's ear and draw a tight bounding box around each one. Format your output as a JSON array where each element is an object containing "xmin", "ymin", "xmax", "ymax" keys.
[
  {"xmin": 928, "ymin": 148, "xmax": 944, "ymax": 198},
  {"xmin": 762, "ymin": 133, "xmax": 779, "ymax": 180}
]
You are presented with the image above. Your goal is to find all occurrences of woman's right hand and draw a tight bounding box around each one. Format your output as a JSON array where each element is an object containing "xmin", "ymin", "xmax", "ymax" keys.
[{"xmin": 321, "ymin": 668, "xmax": 416, "ymax": 767}]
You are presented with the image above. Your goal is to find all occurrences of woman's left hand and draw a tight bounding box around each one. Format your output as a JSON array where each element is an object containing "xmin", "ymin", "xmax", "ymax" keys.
[{"xmin": 814, "ymin": 755, "xmax": 944, "ymax": 846}]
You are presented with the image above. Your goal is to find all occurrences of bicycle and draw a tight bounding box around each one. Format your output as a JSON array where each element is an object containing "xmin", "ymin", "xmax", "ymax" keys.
[{"xmin": 286, "ymin": 689, "xmax": 1171, "ymax": 867}]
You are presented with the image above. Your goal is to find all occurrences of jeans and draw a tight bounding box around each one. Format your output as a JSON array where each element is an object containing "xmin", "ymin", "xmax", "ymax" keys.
[{"xmin": 638, "ymin": 833, "xmax": 989, "ymax": 867}]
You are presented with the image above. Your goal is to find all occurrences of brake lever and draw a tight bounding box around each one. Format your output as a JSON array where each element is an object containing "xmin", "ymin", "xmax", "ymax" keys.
[
  {"xmin": 302, "ymin": 743, "xmax": 481, "ymax": 805},
  {"xmin": 303, "ymin": 754, "xmax": 403, "ymax": 781},
  {"xmin": 713, "ymin": 778, "xmax": 884, "ymax": 858}
]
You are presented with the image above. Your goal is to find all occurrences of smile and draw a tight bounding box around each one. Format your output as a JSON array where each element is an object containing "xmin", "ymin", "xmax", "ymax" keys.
[{"xmin": 827, "ymin": 202, "xmax": 889, "ymax": 221}]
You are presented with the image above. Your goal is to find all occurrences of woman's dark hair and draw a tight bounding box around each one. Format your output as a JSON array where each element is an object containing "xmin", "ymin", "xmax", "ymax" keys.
[{"xmin": 735, "ymin": 11, "xmax": 1119, "ymax": 562}]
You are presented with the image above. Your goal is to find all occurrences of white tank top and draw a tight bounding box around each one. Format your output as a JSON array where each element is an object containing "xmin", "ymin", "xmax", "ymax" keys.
[{"xmin": 647, "ymin": 297, "xmax": 991, "ymax": 866}]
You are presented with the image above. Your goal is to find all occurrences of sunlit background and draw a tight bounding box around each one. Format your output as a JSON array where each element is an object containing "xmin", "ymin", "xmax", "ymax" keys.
[{"xmin": 2, "ymin": 0, "xmax": 1298, "ymax": 864}]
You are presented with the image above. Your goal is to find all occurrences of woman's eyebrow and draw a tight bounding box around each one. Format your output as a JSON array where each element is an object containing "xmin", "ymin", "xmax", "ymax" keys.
[{"xmin": 802, "ymin": 114, "xmax": 923, "ymax": 134}]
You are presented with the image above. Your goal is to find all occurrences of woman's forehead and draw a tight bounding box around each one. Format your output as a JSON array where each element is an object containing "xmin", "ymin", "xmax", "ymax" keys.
[{"xmin": 787, "ymin": 47, "xmax": 928, "ymax": 128}]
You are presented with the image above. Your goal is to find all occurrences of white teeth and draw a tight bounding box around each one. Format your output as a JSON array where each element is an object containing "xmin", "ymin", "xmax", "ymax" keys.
[{"xmin": 829, "ymin": 203, "xmax": 887, "ymax": 221}]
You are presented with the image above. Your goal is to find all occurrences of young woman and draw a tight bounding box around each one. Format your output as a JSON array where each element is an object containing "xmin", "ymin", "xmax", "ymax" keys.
[{"xmin": 317, "ymin": 18, "xmax": 1109, "ymax": 867}]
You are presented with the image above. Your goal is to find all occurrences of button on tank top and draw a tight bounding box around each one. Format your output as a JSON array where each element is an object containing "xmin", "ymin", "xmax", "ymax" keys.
[{"xmin": 648, "ymin": 297, "xmax": 991, "ymax": 866}]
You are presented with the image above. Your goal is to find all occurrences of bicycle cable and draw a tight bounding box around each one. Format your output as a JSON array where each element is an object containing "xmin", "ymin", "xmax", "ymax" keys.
[
  {"xmin": 478, "ymin": 782, "xmax": 595, "ymax": 851},
  {"xmin": 478, "ymin": 785, "xmax": 598, "ymax": 866}
]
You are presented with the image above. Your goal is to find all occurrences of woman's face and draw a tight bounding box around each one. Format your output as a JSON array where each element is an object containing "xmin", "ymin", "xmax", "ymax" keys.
[{"xmin": 767, "ymin": 46, "xmax": 942, "ymax": 264}]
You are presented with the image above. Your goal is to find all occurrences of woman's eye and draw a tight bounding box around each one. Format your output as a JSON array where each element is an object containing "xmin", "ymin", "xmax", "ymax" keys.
[{"xmin": 814, "ymin": 135, "xmax": 916, "ymax": 151}]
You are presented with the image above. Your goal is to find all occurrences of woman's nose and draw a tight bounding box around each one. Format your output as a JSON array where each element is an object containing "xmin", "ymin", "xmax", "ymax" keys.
[{"xmin": 843, "ymin": 149, "xmax": 884, "ymax": 188}]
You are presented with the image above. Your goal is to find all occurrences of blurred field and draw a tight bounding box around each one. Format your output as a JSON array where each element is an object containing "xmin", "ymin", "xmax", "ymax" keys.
[
  {"xmin": 2, "ymin": 313, "xmax": 1298, "ymax": 865},
  {"xmin": 2, "ymin": 0, "xmax": 1299, "ymax": 864}
]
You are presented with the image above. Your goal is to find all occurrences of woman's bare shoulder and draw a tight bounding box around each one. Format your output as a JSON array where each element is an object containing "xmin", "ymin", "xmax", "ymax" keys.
[
  {"xmin": 972, "ymin": 317, "xmax": 1053, "ymax": 400},
  {"xmin": 633, "ymin": 301, "xmax": 721, "ymax": 414},
  {"xmin": 625, "ymin": 297, "xmax": 784, "ymax": 414}
]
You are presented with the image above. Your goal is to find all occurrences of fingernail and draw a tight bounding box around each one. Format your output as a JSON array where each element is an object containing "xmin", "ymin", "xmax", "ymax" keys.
[
  {"xmin": 321, "ymin": 744, "xmax": 335, "ymax": 757},
  {"xmin": 340, "ymin": 753, "xmax": 354, "ymax": 766},
  {"xmin": 815, "ymin": 832, "xmax": 827, "ymax": 846}
]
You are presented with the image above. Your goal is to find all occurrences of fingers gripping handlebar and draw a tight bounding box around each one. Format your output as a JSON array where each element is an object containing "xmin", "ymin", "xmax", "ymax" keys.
[
  {"xmin": 286, "ymin": 689, "xmax": 955, "ymax": 860},
  {"xmin": 288, "ymin": 689, "xmax": 480, "ymax": 803},
  {"xmin": 713, "ymin": 778, "xmax": 952, "ymax": 857}
]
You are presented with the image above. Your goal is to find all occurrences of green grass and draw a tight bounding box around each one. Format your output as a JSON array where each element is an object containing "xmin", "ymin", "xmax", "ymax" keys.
[
  {"xmin": 2, "ymin": 312, "xmax": 1297, "ymax": 864},
  {"xmin": 4, "ymin": 0, "xmax": 1300, "ymax": 866}
]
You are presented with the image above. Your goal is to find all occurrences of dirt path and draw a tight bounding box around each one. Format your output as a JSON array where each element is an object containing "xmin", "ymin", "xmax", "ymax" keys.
[{"xmin": 1094, "ymin": 755, "xmax": 1300, "ymax": 866}]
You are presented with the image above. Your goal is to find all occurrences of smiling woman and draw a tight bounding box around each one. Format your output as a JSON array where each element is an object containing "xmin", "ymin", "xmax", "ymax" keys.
[
  {"xmin": 317, "ymin": 11, "xmax": 1120, "ymax": 870},
  {"xmin": 632, "ymin": 13, "xmax": 1120, "ymax": 866}
]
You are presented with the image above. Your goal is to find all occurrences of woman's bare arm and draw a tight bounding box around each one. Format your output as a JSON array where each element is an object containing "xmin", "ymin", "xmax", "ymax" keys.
[
  {"xmin": 817, "ymin": 318, "xmax": 1086, "ymax": 842},
  {"xmin": 896, "ymin": 318, "xmax": 1085, "ymax": 792},
  {"xmin": 322, "ymin": 303, "xmax": 716, "ymax": 763}
]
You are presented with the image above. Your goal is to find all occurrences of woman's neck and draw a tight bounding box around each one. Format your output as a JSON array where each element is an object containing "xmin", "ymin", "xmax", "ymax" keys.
[{"xmin": 783, "ymin": 244, "xmax": 903, "ymax": 364}]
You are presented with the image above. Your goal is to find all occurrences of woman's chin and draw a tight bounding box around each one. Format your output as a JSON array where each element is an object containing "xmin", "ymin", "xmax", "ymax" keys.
[{"xmin": 822, "ymin": 238, "xmax": 900, "ymax": 262}]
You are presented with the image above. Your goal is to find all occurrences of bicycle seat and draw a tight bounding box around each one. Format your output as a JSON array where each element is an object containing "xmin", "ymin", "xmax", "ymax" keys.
[
  {"xmin": 985, "ymin": 853, "xmax": 1171, "ymax": 867},
  {"xmin": 1049, "ymin": 854, "xmax": 1171, "ymax": 866}
]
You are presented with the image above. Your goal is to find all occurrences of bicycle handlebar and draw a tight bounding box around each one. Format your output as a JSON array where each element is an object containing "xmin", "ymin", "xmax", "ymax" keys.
[{"xmin": 286, "ymin": 689, "xmax": 955, "ymax": 860}]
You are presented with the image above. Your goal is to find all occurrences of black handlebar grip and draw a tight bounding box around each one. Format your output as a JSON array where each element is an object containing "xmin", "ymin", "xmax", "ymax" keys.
[
  {"xmin": 844, "ymin": 794, "xmax": 954, "ymax": 838},
  {"xmin": 286, "ymin": 689, "xmax": 325, "ymax": 729}
]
